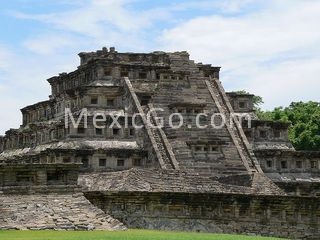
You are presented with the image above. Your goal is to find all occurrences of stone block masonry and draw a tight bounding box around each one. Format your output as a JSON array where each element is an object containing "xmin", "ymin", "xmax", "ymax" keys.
[
  {"xmin": 0, "ymin": 46, "xmax": 319, "ymax": 238},
  {"xmin": 85, "ymin": 191, "xmax": 320, "ymax": 240},
  {"xmin": 0, "ymin": 193, "xmax": 125, "ymax": 230}
]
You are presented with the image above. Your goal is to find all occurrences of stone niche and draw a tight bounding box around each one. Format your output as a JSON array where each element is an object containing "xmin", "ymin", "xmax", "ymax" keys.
[
  {"xmin": 0, "ymin": 163, "xmax": 80, "ymax": 193},
  {"xmin": 85, "ymin": 191, "xmax": 320, "ymax": 240}
]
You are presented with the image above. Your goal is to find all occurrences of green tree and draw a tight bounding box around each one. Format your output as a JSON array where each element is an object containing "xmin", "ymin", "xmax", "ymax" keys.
[
  {"xmin": 234, "ymin": 91, "xmax": 319, "ymax": 150},
  {"xmin": 258, "ymin": 101, "xmax": 320, "ymax": 151}
]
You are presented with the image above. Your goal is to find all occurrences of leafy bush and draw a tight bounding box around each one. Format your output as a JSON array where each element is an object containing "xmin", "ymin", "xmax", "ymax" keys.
[{"xmin": 257, "ymin": 101, "xmax": 320, "ymax": 151}]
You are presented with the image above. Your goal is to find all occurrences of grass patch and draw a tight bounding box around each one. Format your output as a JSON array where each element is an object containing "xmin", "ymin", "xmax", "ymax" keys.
[{"xmin": 0, "ymin": 229, "xmax": 284, "ymax": 240}]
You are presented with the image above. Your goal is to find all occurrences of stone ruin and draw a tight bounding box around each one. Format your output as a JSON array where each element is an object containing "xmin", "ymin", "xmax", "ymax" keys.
[{"xmin": 0, "ymin": 47, "xmax": 319, "ymax": 239}]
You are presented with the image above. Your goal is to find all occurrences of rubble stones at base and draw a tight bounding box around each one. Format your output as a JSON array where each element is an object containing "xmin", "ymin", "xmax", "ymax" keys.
[{"xmin": 0, "ymin": 193, "xmax": 126, "ymax": 231}]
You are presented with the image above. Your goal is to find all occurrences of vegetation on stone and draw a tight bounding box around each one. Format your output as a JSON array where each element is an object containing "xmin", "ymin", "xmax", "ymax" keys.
[
  {"xmin": 257, "ymin": 101, "xmax": 320, "ymax": 151},
  {"xmin": 235, "ymin": 90, "xmax": 264, "ymax": 109},
  {"xmin": 237, "ymin": 90, "xmax": 319, "ymax": 151}
]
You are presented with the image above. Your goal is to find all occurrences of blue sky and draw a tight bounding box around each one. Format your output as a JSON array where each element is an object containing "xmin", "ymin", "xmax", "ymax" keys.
[{"xmin": 0, "ymin": 0, "xmax": 319, "ymax": 134}]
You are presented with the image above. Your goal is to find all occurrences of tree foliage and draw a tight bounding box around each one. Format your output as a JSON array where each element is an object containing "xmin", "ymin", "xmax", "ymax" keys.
[
  {"xmin": 257, "ymin": 101, "xmax": 320, "ymax": 151},
  {"xmin": 236, "ymin": 91, "xmax": 320, "ymax": 151}
]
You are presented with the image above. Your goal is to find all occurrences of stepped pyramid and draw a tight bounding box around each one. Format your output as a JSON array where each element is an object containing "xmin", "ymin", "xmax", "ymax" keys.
[{"xmin": 0, "ymin": 47, "xmax": 319, "ymax": 238}]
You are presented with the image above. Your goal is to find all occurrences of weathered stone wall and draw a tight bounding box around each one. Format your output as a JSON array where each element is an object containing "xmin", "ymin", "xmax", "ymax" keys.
[
  {"xmin": 0, "ymin": 193, "xmax": 125, "ymax": 230},
  {"xmin": 256, "ymin": 150, "xmax": 320, "ymax": 174},
  {"xmin": 1, "ymin": 47, "xmax": 320, "ymax": 236},
  {"xmin": 243, "ymin": 120, "xmax": 293, "ymax": 151},
  {"xmin": 85, "ymin": 191, "xmax": 320, "ymax": 239},
  {"xmin": 226, "ymin": 92, "xmax": 255, "ymax": 113},
  {"xmin": 0, "ymin": 156, "xmax": 80, "ymax": 192},
  {"xmin": 255, "ymin": 149, "xmax": 320, "ymax": 196},
  {"xmin": 275, "ymin": 181, "xmax": 320, "ymax": 197}
]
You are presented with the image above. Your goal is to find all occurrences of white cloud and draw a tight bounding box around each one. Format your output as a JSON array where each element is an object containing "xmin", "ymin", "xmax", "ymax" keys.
[
  {"xmin": 0, "ymin": 97, "xmax": 25, "ymax": 135},
  {"xmin": 1, "ymin": 0, "xmax": 158, "ymax": 134},
  {"xmin": 9, "ymin": 0, "xmax": 264, "ymax": 55},
  {"xmin": 211, "ymin": 0, "xmax": 260, "ymax": 13},
  {"xmin": 23, "ymin": 33, "xmax": 78, "ymax": 55},
  {"xmin": 158, "ymin": 0, "xmax": 260, "ymax": 14},
  {"xmin": 0, "ymin": 47, "xmax": 80, "ymax": 135},
  {"xmin": 1, "ymin": 0, "xmax": 320, "ymax": 135},
  {"xmin": 10, "ymin": 0, "xmax": 173, "ymax": 54},
  {"xmin": 11, "ymin": 0, "xmax": 162, "ymax": 36},
  {"xmin": 160, "ymin": 0, "xmax": 320, "ymax": 109},
  {"xmin": 0, "ymin": 45, "xmax": 13, "ymax": 70},
  {"xmin": 232, "ymin": 57, "xmax": 320, "ymax": 109}
]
